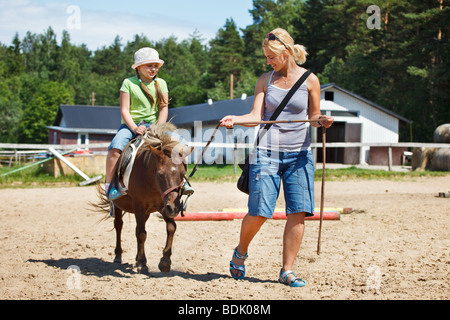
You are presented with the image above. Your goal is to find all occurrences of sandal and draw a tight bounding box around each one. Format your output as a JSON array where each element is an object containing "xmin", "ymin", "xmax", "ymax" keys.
[
  {"xmin": 278, "ymin": 269, "xmax": 306, "ymax": 288},
  {"xmin": 229, "ymin": 247, "xmax": 248, "ymax": 280}
]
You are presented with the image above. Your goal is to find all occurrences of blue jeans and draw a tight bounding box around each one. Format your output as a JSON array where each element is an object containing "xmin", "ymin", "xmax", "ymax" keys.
[
  {"xmin": 248, "ymin": 149, "xmax": 315, "ymax": 218},
  {"xmin": 108, "ymin": 123, "xmax": 188, "ymax": 151}
]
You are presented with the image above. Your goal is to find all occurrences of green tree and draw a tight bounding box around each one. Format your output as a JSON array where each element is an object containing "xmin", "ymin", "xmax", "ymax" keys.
[
  {"xmin": 207, "ymin": 18, "xmax": 246, "ymax": 99},
  {"xmin": 401, "ymin": 0, "xmax": 450, "ymax": 141},
  {"xmin": 19, "ymin": 81, "xmax": 74, "ymax": 143}
]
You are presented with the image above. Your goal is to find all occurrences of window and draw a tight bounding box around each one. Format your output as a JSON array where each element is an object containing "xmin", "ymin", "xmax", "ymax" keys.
[
  {"xmin": 78, "ymin": 133, "xmax": 89, "ymax": 149},
  {"xmin": 330, "ymin": 110, "xmax": 358, "ymax": 117},
  {"xmin": 325, "ymin": 91, "xmax": 334, "ymax": 101}
]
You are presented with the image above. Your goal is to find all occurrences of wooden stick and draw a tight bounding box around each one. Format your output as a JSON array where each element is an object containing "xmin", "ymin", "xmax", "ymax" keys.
[
  {"xmin": 234, "ymin": 119, "xmax": 318, "ymax": 126},
  {"xmin": 317, "ymin": 127, "xmax": 326, "ymax": 255}
]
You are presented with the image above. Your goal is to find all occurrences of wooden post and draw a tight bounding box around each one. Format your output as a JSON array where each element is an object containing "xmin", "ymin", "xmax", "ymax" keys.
[
  {"xmin": 234, "ymin": 140, "xmax": 237, "ymax": 174},
  {"xmin": 388, "ymin": 147, "xmax": 392, "ymax": 171},
  {"xmin": 230, "ymin": 74, "xmax": 234, "ymax": 100}
]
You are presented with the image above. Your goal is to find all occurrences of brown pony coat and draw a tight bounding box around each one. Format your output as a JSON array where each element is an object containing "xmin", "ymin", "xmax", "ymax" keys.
[{"xmin": 94, "ymin": 122, "xmax": 192, "ymax": 273}]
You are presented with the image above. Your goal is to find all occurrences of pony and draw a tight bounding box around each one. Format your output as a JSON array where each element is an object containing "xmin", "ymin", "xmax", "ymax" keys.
[{"xmin": 94, "ymin": 122, "xmax": 193, "ymax": 274}]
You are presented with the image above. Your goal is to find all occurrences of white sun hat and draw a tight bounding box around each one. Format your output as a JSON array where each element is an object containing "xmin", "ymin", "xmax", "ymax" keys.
[{"xmin": 131, "ymin": 47, "xmax": 165, "ymax": 70}]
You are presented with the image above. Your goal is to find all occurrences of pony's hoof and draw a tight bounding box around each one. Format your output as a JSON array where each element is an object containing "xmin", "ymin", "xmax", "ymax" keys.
[
  {"xmin": 135, "ymin": 263, "xmax": 149, "ymax": 274},
  {"xmin": 158, "ymin": 257, "xmax": 171, "ymax": 273},
  {"xmin": 114, "ymin": 256, "xmax": 122, "ymax": 264}
]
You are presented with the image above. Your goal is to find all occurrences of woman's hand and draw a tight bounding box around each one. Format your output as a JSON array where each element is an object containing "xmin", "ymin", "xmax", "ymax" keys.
[
  {"xmin": 318, "ymin": 115, "xmax": 334, "ymax": 128},
  {"xmin": 220, "ymin": 115, "xmax": 236, "ymax": 129}
]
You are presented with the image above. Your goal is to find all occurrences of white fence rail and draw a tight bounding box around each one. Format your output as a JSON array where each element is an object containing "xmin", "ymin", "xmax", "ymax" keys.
[
  {"xmin": 1, "ymin": 142, "xmax": 449, "ymax": 171},
  {"xmin": 2, "ymin": 142, "xmax": 450, "ymax": 150}
]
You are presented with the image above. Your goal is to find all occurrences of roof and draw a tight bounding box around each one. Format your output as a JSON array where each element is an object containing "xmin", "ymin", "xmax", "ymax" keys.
[
  {"xmin": 168, "ymin": 83, "xmax": 411, "ymax": 127},
  {"xmin": 321, "ymin": 83, "xmax": 412, "ymax": 124},
  {"xmin": 49, "ymin": 83, "xmax": 411, "ymax": 132},
  {"xmin": 53, "ymin": 105, "xmax": 121, "ymax": 130},
  {"xmin": 168, "ymin": 96, "xmax": 255, "ymax": 128}
]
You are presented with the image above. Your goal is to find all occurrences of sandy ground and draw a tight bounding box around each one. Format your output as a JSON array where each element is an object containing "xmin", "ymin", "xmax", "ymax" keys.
[{"xmin": 0, "ymin": 177, "xmax": 448, "ymax": 301}]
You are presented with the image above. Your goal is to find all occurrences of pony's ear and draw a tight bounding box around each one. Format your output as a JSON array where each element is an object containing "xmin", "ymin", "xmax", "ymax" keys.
[
  {"xmin": 182, "ymin": 146, "xmax": 194, "ymax": 157},
  {"xmin": 149, "ymin": 145, "xmax": 164, "ymax": 158}
]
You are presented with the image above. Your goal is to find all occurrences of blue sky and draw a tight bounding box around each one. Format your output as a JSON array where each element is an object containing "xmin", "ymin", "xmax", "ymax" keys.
[{"xmin": 0, "ymin": 0, "xmax": 255, "ymax": 50}]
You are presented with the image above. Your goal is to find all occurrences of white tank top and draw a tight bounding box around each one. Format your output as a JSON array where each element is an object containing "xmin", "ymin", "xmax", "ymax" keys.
[{"xmin": 257, "ymin": 71, "xmax": 311, "ymax": 152}]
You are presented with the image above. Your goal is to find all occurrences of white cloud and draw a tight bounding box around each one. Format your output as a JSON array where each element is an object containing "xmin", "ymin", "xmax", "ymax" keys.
[{"xmin": 0, "ymin": 0, "xmax": 218, "ymax": 50}]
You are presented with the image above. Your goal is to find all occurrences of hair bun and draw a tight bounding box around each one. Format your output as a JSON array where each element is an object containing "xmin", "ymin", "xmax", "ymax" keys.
[{"xmin": 293, "ymin": 44, "xmax": 308, "ymax": 65}]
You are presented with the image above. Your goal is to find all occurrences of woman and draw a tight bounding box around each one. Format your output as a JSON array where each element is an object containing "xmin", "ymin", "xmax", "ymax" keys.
[
  {"xmin": 105, "ymin": 47, "xmax": 193, "ymax": 200},
  {"xmin": 220, "ymin": 28, "xmax": 334, "ymax": 287}
]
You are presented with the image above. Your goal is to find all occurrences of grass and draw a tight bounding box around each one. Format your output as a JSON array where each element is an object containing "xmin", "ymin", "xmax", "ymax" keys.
[
  {"xmin": 313, "ymin": 166, "xmax": 449, "ymax": 181},
  {"xmin": 1, "ymin": 163, "xmax": 448, "ymax": 189},
  {"xmin": 0, "ymin": 163, "xmax": 85, "ymax": 189},
  {"xmin": 185, "ymin": 164, "xmax": 449, "ymax": 182}
]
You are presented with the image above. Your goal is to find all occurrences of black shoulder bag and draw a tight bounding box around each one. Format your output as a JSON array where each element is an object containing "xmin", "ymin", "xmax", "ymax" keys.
[{"xmin": 237, "ymin": 70, "xmax": 312, "ymax": 194}]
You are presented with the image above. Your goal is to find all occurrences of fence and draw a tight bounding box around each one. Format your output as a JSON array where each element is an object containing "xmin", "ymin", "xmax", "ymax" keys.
[{"xmin": 1, "ymin": 141, "xmax": 450, "ymax": 172}]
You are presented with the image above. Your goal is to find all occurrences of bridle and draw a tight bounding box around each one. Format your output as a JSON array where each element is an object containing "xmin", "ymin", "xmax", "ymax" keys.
[
  {"xmin": 159, "ymin": 174, "xmax": 191, "ymax": 217},
  {"xmin": 160, "ymin": 176, "xmax": 187, "ymax": 201},
  {"xmin": 158, "ymin": 125, "xmax": 222, "ymax": 218}
]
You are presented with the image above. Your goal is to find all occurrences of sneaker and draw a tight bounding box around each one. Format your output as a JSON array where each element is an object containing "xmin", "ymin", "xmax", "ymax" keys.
[{"xmin": 107, "ymin": 185, "xmax": 124, "ymax": 201}]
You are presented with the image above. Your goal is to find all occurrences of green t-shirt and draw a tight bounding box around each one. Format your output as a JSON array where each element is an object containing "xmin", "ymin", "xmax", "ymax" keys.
[{"xmin": 120, "ymin": 76, "xmax": 169, "ymax": 124}]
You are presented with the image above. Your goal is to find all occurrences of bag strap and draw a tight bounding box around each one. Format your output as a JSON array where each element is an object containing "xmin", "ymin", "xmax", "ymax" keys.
[{"xmin": 256, "ymin": 70, "xmax": 312, "ymax": 146}]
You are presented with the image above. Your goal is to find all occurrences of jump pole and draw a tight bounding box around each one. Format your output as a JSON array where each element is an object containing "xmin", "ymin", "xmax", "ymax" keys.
[
  {"xmin": 0, "ymin": 148, "xmax": 77, "ymax": 177},
  {"xmin": 48, "ymin": 148, "xmax": 102, "ymax": 186},
  {"xmin": 174, "ymin": 211, "xmax": 340, "ymax": 221}
]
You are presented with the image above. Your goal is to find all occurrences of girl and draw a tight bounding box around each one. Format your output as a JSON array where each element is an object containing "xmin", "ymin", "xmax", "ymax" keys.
[{"xmin": 106, "ymin": 47, "xmax": 193, "ymax": 200}]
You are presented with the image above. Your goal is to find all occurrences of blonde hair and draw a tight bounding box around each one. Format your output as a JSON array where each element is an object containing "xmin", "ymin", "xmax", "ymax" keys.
[{"xmin": 263, "ymin": 28, "xmax": 308, "ymax": 65}]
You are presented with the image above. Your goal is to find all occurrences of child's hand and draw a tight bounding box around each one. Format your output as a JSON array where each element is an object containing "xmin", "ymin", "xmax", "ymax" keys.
[{"xmin": 135, "ymin": 125, "xmax": 147, "ymax": 135}]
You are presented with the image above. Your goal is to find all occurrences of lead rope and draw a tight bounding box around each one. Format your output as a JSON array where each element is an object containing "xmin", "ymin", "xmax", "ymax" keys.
[
  {"xmin": 180, "ymin": 123, "xmax": 221, "ymax": 215},
  {"xmin": 185, "ymin": 123, "xmax": 221, "ymax": 183}
]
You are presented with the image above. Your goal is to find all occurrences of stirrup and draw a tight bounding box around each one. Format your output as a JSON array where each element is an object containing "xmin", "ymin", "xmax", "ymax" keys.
[
  {"xmin": 182, "ymin": 180, "xmax": 194, "ymax": 196},
  {"xmin": 229, "ymin": 247, "xmax": 248, "ymax": 280},
  {"xmin": 278, "ymin": 269, "xmax": 306, "ymax": 288},
  {"xmin": 109, "ymin": 201, "xmax": 115, "ymax": 218}
]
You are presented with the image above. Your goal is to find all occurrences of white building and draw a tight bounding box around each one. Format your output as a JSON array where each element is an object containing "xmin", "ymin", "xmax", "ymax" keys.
[{"xmin": 168, "ymin": 83, "xmax": 411, "ymax": 165}]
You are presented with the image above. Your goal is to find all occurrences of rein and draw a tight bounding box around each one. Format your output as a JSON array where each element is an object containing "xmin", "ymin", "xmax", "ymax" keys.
[
  {"xmin": 185, "ymin": 119, "xmax": 321, "ymax": 182},
  {"xmin": 185, "ymin": 123, "xmax": 221, "ymax": 183}
]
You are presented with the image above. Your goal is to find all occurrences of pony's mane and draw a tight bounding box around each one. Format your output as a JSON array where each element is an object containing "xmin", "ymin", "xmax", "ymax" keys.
[{"xmin": 139, "ymin": 122, "xmax": 182, "ymax": 155}]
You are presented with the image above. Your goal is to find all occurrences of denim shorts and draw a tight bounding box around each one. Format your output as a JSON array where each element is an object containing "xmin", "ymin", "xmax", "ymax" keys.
[
  {"xmin": 248, "ymin": 149, "xmax": 315, "ymax": 218},
  {"xmin": 108, "ymin": 123, "xmax": 152, "ymax": 151},
  {"xmin": 108, "ymin": 122, "xmax": 189, "ymax": 152}
]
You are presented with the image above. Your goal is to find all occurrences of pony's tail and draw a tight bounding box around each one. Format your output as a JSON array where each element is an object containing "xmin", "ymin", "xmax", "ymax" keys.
[{"xmin": 89, "ymin": 183, "xmax": 113, "ymax": 221}]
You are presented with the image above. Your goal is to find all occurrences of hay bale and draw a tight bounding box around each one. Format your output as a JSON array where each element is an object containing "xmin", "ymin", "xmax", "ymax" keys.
[
  {"xmin": 413, "ymin": 124, "xmax": 450, "ymax": 171},
  {"xmin": 434, "ymin": 124, "xmax": 450, "ymax": 143},
  {"xmin": 411, "ymin": 147, "xmax": 423, "ymax": 170},
  {"xmin": 412, "ymin": 147, "xmax": 450, "ymax": 171},
  {"xmin": 433, "ymin": 148, "xmax": 450, "ymax": 171}
]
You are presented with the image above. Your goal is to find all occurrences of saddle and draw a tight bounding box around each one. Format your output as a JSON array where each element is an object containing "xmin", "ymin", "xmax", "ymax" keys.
[{"xmin": 111, "ymin": 134, "xmax": 145, "ymax": 194}]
